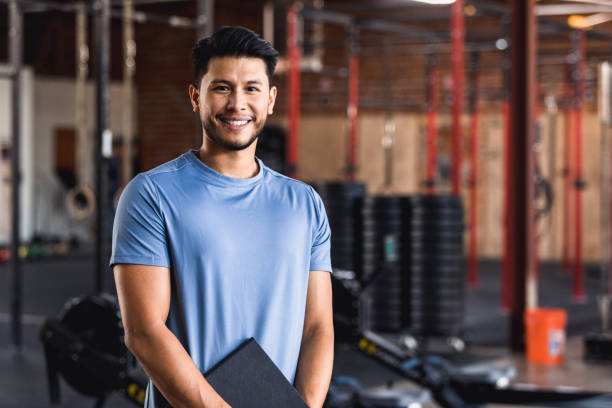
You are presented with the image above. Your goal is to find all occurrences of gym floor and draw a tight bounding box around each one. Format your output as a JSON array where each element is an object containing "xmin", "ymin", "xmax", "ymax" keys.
[{"xmin": 0, "ymin": 256, "xmax": 608, "ymax": 407}]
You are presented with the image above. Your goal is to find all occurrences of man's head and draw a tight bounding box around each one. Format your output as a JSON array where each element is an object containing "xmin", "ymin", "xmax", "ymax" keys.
[
  {"xmin": 192, "ymin": 26, "xmax": 279, "ymax": 89},
  {"xmin": 189, "ymin": 26, "xmax": 279, "ymax": 152}
]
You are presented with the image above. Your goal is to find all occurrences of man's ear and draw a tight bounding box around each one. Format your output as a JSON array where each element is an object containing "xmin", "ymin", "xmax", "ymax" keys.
[
  {"xmin": 268, "ymin": 86, "xmax": 277, "ymax": 115},
  {"xmin": 189, "ymin": 84, "xmax": 199, "ymax": 112}
]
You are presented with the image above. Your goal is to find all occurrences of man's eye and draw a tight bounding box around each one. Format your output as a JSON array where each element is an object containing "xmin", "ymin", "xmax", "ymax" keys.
[
  {"xmin": 247, "ymin": 87, "xmax": 260, "ymax": 92},
  {"xmin": 213, "ymin": 86, "xmax": 230, "ymax": 91}
]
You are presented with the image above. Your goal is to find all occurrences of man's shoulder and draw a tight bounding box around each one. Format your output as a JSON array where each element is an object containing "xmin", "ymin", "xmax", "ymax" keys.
[
  {"xmin": 142, "ymin": 152, "xmax": 192, "ymax": 180},
  {"xmin": 262, "ymin": 164, "xmax": 314, "ymax": 194}
]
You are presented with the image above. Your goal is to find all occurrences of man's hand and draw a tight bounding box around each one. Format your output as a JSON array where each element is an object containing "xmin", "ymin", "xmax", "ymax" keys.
[
  {"xmin": 114, "ymin": 264, "xmax": 231, "ymax": 408},
  {"xmin": 294, "ymin": 270, "xmax": 334, "ymax": 408}
]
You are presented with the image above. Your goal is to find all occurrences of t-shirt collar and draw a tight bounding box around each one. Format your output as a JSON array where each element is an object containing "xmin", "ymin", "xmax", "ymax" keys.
[{"xmin": 185, "ymin": 149, "xmax": 264, "ymax": 187}]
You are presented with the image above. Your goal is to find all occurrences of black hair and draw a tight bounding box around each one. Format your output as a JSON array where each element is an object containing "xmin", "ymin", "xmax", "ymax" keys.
[{"xmin": 191, "ymin": 26, "xmax": 279, "ymax": 88}]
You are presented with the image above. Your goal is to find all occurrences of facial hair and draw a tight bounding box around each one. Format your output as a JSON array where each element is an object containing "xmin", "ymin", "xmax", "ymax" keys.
[{"xmin": 202, "ymin": 116, "xmax": 265, "ymax": 152}]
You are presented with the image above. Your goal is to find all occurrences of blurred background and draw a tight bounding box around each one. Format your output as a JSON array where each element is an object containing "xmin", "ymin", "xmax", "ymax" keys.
[{"xmin": 1, "ymin": 0, "xmax": 612, "ymax": 407}]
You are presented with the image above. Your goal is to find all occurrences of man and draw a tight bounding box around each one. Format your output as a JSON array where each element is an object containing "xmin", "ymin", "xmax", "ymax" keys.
[{"xmin": 111, "ymin": 26, "xmax": 334, "ymax": 408}]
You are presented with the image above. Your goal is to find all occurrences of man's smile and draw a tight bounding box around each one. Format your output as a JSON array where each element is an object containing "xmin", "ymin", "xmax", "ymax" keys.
[{"xmin": 218, "ymin": 116, "xmax": 253, "ymax": 130}]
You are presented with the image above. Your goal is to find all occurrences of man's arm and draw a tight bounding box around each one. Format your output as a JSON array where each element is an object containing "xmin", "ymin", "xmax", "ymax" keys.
[
  {"xmin": 294, "ymin": 270, "xmax": 334, "ymax": 408},
  {"xmin": 114, "ymin": 264, "xmax": 230, "ymax": 408}
]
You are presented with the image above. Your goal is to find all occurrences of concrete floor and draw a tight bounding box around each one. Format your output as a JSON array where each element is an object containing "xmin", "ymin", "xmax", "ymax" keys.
[{"xmin": 1, "ymin": 256, "xmax": 611, "ymax": 407}]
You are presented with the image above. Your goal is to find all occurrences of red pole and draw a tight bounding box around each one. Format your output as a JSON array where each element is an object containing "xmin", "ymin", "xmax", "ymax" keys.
[
  {"xmin": 502, "ymin": 43, "xmax": 512, "ymax": 312},
  {"xmin": 451, "ymin": 0, "xmax": 464, "ymax": 195},
  {"xmin": 468, "ymin": 52, "xmax": 480, "ymax": 288},
  {"xmin": 573, "ymin": 30, "xmax": 585, "ymax": 302},
  {"xmin": 286, "ymin": 6, "xmax": 300, "ymax": 179},
  {"xmin": 502, "ymin": 99, "xmax": 512, "ymax": 311},
  {"xmin": 426, "ymin": 51, "xmax": 439, "ymax": 194},
  {"xmin": 562, "ymin": 66, "xmax": 574, "ymax": 275},
  {"xmin": 347, "ymin": 53, "xmax": 359, "ymax": 181}
]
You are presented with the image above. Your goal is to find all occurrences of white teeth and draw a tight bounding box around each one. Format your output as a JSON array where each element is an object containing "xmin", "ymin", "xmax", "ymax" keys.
[{"xmin": 227, "ymin": 120, "xmax": 248, "ymax": 126}]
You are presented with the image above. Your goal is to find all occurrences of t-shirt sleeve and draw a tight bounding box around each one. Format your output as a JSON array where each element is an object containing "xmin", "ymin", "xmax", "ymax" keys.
[
  {"xmin": 109, "ymin": 173, "xmax": 171, "ymax": 269},
  {"xmin": 308, "ymin": 186, "xmax": 332, "ymax": 273}
]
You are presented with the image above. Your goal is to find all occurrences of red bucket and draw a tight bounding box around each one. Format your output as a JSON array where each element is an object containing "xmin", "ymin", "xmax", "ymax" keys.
[{"xmin": 525, "ymin": 308, "xmax": 567, "ymax": 365}]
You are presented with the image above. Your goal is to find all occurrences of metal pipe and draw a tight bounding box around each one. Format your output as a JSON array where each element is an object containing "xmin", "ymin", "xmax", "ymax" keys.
[
  {"xmin": 573, "ymin": 30, "xmax": 586, "ymax": 302},
  {"xmin": 382, "ymin": 41, "xmax": 394, "ymax": 189},
  {"xmin": 76, "ymin": 2, "xmax": 90, "ymax": 187},
  {"xmin": 600, "ymin": 61, "xmax": 611, "ymax": 296},
  {"xmin": 509, "ymin": 0, "xmax": 537, "ymax": 352},
  {"xmin": 15, "ymin": 0, "xmax": 198, "ymax": 28},
  {"xmin": 562, "ymin": 66, "xmax": 574, "ymax": 276},
  {"xmin": 286, "ymin": 5, "xmax": 300, "ymax": 179},
  {"xmin": 346, "ymin": 25, "xmax": 359, "ymax": 182},
  {"xmin": 263, "ymin": 2, "xmax": 274, "ymax": 46},
  {"xmin": 122, "ymin": 0, "xmax": 135, "ymax": 186},
  {"xmin": 299, "ymin": 6, "xmax": 447, "ymax": 42},
  {"xmin": 197, "ymin": 0, "xmax": 214, "ymax": 39},
  {"xmin": 451, "ymin": 0, "xmax": 464, "ymax": 195},
  {"xmin": 9, "ymin": 0, "xmax": 23, "ymax": 350},
  {"xmin": 501, "ymin": 24, "xmax": 512, "ymax": 312},
  {"xmin": 94, "ymin": 0, "xmax": 111, "ymax": 294},
  {"xmin": 425, "ymin": 48, "xmax": 438, "ymax": 194},
  {"xmin": 468, "ymin": 51, "xmax": 480, "ymax": 289}
]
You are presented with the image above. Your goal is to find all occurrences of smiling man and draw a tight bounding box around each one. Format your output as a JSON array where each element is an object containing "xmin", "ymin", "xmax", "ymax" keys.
[{"xmin": 111, "ymin": 27, "xmax": 334, "ymax": 408}]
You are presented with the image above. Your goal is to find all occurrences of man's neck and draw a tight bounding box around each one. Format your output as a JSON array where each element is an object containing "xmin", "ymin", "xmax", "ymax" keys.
[{"xmin": 197, "ymin": 145, "xmax": 259, "ymax": 180}]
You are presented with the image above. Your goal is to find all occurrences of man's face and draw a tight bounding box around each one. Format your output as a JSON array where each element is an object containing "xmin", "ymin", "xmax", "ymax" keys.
[{"xmin": 189, "ymin": 56, "xmax": 277, "ymax": 152}]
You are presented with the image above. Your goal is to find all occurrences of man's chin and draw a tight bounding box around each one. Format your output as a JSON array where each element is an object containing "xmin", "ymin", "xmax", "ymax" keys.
[{"xmin": 209, "ymin": 134, "xmax": 259, "ymax": 152}]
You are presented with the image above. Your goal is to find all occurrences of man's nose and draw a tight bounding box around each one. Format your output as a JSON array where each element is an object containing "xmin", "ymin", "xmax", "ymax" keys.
[{"xmin": 227, "ymin": 90, "xmax": 247, "ymax": 111}]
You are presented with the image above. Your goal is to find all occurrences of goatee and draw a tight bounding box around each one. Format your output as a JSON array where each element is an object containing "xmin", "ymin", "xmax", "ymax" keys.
[{"xmin": 202, "ymin": 120, "xmax": 261, "ymax": 151}]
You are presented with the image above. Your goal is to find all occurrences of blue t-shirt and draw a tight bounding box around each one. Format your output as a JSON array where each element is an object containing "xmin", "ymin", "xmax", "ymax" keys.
[{"xmin": 110, "ymin": 150, "xmax": 332, "ymax": 406}]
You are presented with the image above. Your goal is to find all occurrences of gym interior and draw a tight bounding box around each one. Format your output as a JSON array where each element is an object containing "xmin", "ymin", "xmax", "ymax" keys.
[{"xmin": 1, "ymin": 0, "xmax": 612, "ymax": 407}]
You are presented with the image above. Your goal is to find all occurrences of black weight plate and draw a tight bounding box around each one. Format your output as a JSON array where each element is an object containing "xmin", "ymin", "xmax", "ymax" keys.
[
  {"xmin": 317, "ymin": 181, "xmax": 366, "ymax": 194},
  {"xmin": 409, "ymin": 206, "xmax": 464, "ymax": 216},
  {"xmin": 410, "ymin": 275, "xmax": 464, "ymax": 285},
  {"xmin": 408, "ymin": 241, "xmax": 463, "ymax": 253},
  {"xmin": 410, "ymin": 298, "xmax": 464, "ymax": 309},
  {"xmin": 407, "ymin": 194, "xmax": 463, "ymax": 207},
  {"xmin": 407, "ymin": 232, "xmax": 464, "ymax": 243},
  {"xmin": 57, "ymin": 295, "xmax": 126, "ymax": 397},
  {"xmin": 410, "ymin": 280, "xmax": 465, "ymax": 290}
]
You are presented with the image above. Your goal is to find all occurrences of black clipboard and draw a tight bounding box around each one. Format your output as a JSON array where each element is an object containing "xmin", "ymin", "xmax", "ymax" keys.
[{"xmin": 204, "ymin": 338, "xmax": 309, "ymax": 408}]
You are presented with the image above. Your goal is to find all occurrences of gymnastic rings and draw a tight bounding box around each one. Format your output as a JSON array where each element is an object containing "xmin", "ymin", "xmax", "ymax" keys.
[{"xmin": 66, "ymin": 184, "xmax": 96, "ymax": 221}]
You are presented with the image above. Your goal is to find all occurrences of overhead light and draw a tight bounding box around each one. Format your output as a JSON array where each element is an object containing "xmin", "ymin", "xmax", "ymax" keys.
[
  {"xmin": 495, "ymin": 38, "xmax": 508, "ymax": 50},
  {"xmin": 409, "ymin": 0, "xmax": 456, "ymax": 5},
  {"xmin": 568, "ymin": 14, "xmax": 589, "ymax": 29},
  {"xmin": 568, "ymin": 12, "xmax": 612, "ymax": 29},
  {"xmin": 464, "ymin": 4, "xmax": 477, "ymax": 16}
]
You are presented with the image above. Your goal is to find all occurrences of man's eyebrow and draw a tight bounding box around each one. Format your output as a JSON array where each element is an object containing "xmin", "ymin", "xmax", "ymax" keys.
[
  {"xmin": 210, "ymin": 79, "xmax": 233, "ymax": 85},
  {"xmin": 209, "ymin": 79, "xmax": 264, "ymax": 86}
]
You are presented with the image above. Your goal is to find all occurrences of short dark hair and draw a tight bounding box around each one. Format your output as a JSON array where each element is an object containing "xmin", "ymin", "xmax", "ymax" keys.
[{"xmin": 191, "ymin": 26, "xmax": 279, "ymax": 88}]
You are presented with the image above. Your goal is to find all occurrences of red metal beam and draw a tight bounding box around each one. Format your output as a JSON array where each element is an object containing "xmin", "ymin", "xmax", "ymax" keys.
[
  {"xmin": 573, "ymin": 30, "xmax": 586, "ymax": 302},
  {"xmin": 502, "ymin": 42, "xmax": 512, "ymax": 312},
  {"xmin": 562, "ymin": 67, "xmax": 574, "ymax": 276},
  {"xmin": 468, "ymin": 52, "xmax": 480, "ymax": 288},
  {"xmin": 509, "ymin": 0, "xmax": 537, "ymax": 352},
  {"xmin": 347, "ymin": 53, "xmax": 359, "ymax": 181},
  {"xmin": 426, "ymin": 51, "xmax": 439, "ymax": 194},
  {"xmin": 286, "ymin": 5, "xmax": 300, "ymax": 179},
  {"xmin": 451, "ymin": 0, "xmax": 464, "ymax": 195}
]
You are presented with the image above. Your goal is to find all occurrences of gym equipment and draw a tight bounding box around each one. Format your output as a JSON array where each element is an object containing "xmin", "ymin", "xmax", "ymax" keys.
[
  {"xmin": 406, "ymin": 195, "xmax": 465, "ymax": 342},
  {"xmin": 359, "ymin": 195, "xmax": 405, "ymax": 333},
  {"xmin": 316, "ymin": 182, "xmax": 367, "ymax": 278},
  {"xmin": 350, "ymin": 330, "xmax": 612, "ymax": 408},
  {"xmin": 325, "ymin": 376, "xmax": 431, "ymax": 408},
  {"xmin": 40, "ymin": 294, "xmax": 147, "ymax": 407},
  {"xmin": 584, "ymin": 295, "xmax": 612, "ymax": 362}
]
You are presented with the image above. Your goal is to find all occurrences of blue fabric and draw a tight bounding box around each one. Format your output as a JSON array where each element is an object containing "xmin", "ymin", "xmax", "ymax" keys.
[{"xmin": 110, "ymin": 150, "xmax": 332, "ymax": 406}]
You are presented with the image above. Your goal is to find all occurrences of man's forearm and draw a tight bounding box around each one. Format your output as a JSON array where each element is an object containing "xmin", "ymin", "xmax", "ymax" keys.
[
  {"xmin": 294, "ymin": 325, "xmax": 334, "ymax": 408},
  {"xmin": 126, "ymin": 325, "xmax": 230, "ymax": 408}
]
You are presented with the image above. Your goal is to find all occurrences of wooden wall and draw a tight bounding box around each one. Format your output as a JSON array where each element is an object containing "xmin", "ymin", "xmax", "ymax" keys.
[{"xmin": 278, "ymin": 108, "xmax": 605, "ymax": 262}]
